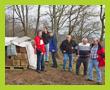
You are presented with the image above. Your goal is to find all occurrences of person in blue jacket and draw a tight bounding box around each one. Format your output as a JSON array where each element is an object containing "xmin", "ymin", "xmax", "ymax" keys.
[{"xmin": 49, "ymin": 32, "xmax": 58, "ymax": 68}]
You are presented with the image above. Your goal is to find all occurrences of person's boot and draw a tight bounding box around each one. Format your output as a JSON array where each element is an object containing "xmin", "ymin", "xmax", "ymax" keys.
[
  {"xmin": 62, "ymin": 69, "xmax": 66, "ymax": 72},
  {"xmin": 51, "ymin": 65, "xmax": 57, "ymax": 68},
  {"xmin": 36, "ymin": 70, "xmax": 41, "ymax": 73},
  {"xmin": 86, "ymin": 79, "xmax": 93, "ymax": 81},
  {"xmin": 41, "ymin": 69, "xmax": 47, "ymax": 72},
  {"xmin": 96, "ymin": 82, "xmax": 102, "ymax": 85}
]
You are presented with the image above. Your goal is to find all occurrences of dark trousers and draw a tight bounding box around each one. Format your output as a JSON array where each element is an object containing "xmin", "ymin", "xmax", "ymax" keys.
[
  {"xmin": 51, "ymin": 52, "xmax": 57, "ymax": 67},
  {"xmin": 76, "ymin": 57, "xmax": 89, "ymax": 75},
  {"xmin": 37, "ymin": 52, "xmax": 45, "ymax": 71}
]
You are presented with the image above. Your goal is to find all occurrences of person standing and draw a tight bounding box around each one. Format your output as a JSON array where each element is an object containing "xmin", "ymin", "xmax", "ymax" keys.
[
  {"xmin": 60, "ymin": 35, "xmax": 77, "ymax": 72},
  {"xmin": 34, "ymin": 30, "xmax": 46, "ymax": 73},
  {"xmin": 76, "ymin": 38, "xmax": 90, "ymax": 76},
  {"xmin": 87, "ymin": 38, "xmax": 105, "ymax": 85},
  {"xmin": 42, "ymin": 26, "xmax": 50, "ymax": 64},
  {"xmin": 49, "ymin": 32, "xmax": 58, "ymax": 68}
]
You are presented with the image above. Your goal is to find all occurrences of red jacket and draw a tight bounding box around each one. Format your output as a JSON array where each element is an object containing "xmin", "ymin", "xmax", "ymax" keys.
[
  {"xmin": 34, "ymin": 36, "xmax": 46, "ymax": 54},
  {"xmin": 97, "ymin": 47, "xmax": 105, "ymax": 67}
]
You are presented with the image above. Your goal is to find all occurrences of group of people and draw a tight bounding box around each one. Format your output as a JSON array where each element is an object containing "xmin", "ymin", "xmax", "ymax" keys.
[
  {"xmin": 34, "ymin": 27, "xmax": 58, "ymax": 71},
  {"xmin": 34, "ymin": 27, "xmax": 105, "ymax": 85}
]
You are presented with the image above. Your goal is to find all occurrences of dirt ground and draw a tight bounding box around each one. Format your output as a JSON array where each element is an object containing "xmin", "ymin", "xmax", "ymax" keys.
[{"xmin": 5, "ymin": 58, "xmax": 105, "ymax": 85}]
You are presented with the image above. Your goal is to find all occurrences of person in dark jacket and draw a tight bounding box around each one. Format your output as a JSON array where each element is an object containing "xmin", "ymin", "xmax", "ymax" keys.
[
  {"xmin": 76, "ymin": 38, "xmax": 90, "ymax": 76},
  {"xmin": 49, "ymin": 32, "xmax": 58, "ymax": 68},
  {"xmin": 60, "ymin": 35, "xmax": 77, "ymax": 72},
  {"xmin": 87, "ymin": 38, "xmax": 105, "ymax": 85},
  {"xmin": 42, "ymin": 26, "xmax": 50, "ymax": 63}
]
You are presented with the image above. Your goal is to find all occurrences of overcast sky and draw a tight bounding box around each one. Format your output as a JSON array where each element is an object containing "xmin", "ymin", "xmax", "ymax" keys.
[{"xmin": 6, "ymin": 5, "xmax": 104, "ymax": 36}]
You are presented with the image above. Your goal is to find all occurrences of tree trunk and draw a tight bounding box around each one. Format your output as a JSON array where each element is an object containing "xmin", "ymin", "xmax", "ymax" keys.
[
  {"xmin": 53, "ymin": 5, "xmax": 58, "ymax": 39},
  {"xmin": 12, "ymin": 5, "xmax": 15, "ymax": 37},
  {"xmin": 25, "ymin": 5, "xmax": 28, "ymax": 36},
  {"xmin": 100, "ymin": 5, "xmax": 105, "ymax": 42},
  {"xmin": 35, "ymin": 5, "xmax": 41, "ymax": 35}
]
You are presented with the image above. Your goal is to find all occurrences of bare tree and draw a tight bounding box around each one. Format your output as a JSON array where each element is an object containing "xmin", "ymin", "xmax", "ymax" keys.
[
  {"xmin": 53, "ymin": 5, "xmax": 57, "ymax": 35},
  {"xmin": 25, "ymin": 5, "xmax": 28, "ymax": 35},
  {"xmin": 14, "ymin": 5, "xmax": 29, "ymax": 35},
  {"xmin": 6, "ymin": 5, "xmax": 104, "ymax": 42},
  {"xmin": 68, "ymin": 6, "xmax": 90, "ymax": 35},
  {"xmin": 48, "ymin": 5, "xmax": 67, "ymax": 39},
  {"xmin": 35, "ymin": 5, "xmax": 41, "ymax": 34},
  {"xmin": 12, "ymin": 5, "xmax": 15, "ymax": 37},
  {"xmin": 100, "ymin": 5, "xmax": 105, "ymax": 41}
]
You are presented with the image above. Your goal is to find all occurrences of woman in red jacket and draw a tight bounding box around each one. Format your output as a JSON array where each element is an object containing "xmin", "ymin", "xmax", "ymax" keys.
[
  {"xmin": 34, "ymin": 30, "xmax": 46, "ymax": 73},
  {"xmin": 97, "ymin": 46, "xmax": 105, "ymax": 67}
]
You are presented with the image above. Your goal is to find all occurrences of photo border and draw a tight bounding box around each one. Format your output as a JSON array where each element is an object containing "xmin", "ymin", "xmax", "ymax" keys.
[{"xmin": 0, "ymin": 0, "xmax": 110, "ymax": 90}]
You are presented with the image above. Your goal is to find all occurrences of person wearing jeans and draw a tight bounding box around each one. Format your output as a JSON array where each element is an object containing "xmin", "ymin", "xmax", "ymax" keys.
[
  {"xmin": 36, "ymin": 50, "xmax": 45, "ymax": 71},
  {"xmin": 34, "ymin": 30, "xmax": 46, "ymax": 73},
  {"xmin": 44, "ymin": 43, "xmax": 49, "ymax": 62},
  {"xmin": 60, "ymin": 35, "xmax": 77, "ymax": 72},
  {"xmin": 63, "ymin": 53, "xmax": 73, "ymax": 72},
  {"xmin": 42, "ymin": 26, "xmax": 50, "ymax": 63},
  {"xmin": 49, "ymin": 32, "xmax": 58, "ymax": 68},
  {"xmin": 88, "ymin": 59, "xmax": 102, "ymax": 83},
  {"xmin": 87, "ymin": 38, "xmax": 105, "ymax": 85}
]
